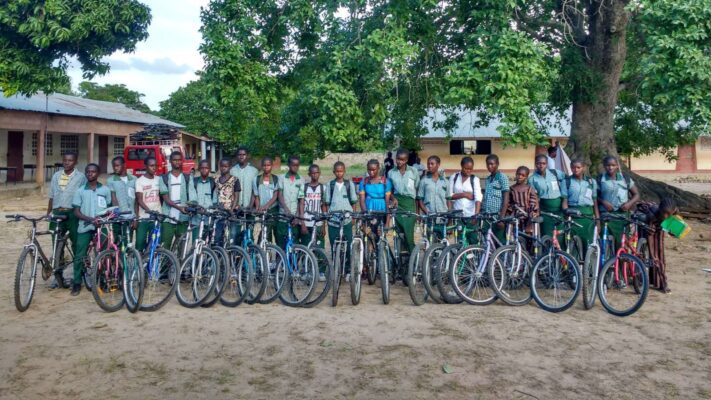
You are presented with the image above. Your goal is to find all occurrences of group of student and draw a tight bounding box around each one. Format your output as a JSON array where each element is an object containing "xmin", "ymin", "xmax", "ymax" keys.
[{"xmin": 45, "ymin": 145, "xmax": 674, "ymax": 297}]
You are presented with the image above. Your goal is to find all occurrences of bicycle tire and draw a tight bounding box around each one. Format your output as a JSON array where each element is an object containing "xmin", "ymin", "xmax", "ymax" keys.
[
  {"xmin": 83, "ymin": 243, "xmax": 97, "ymax": 292},
  {"xmin": 220, "ymin": 245, "xmax": 253, "ymax": 307},
  {"xmin": 350, "ymin": 238, "xmax": 363, "ymax": 305},
  {"xmin": 366, "ymin": 237, "xmax": 377, "ymax": 285},
  {"xmin": 123, "ymin": 247, "xmax": 144, "ymax": 313},
  {"xmin": 52, "ymin": 238, "xmax": 71, "ymax": 288},
  {"xmin": 331, "ymin": 244, "xmax": 343, "ymax": 307},
  {"xmin": 91, "ymin": 249, "xmax": 125, "ymax": 312},
  {"xmin": 422, "ymin": 243, "xmax": 445, "ymax": 304},
  {"xmin": 14, "ymin": 247, "xmax": 38, "ymax": 312},
  {"xmin": 279, "ymin": 244, "xmax": 317, "ymax": 306},
  {"xmin": 140, "ymin": 247, "xmax": 178, "ymax": 312},
  {"xmin": 436, "ymin": 244, "xmax": 464, "ymax": 304},
  {"xmin": 201, "ymin": 246, "xmax": 230, "ymax": 308},
  {"xmin": 258, "ymin": 244, "xmax": 288, "ymax": 304},
  {"xmin": 598, "ymin": 253, "xmax": 648, "ymax": 317},
  {"xmin": 176, "ymin": 247, "xmax": 219, "ymax": 308},
  {"xmin": 407, "ymin": 242, "xmax": 428, "ymax": 306},
  {"xmin": 569, "ymin": 235, "xmax": 584, "ymax": 263},
  {"xmin": 392, "ymin": 233, "xmax": 402, "ymax": 284},
  {"xmin": 378, "ymin": 240, "xmax": 390, "ymax": 304},
  {"xmin": 530, "ymin": 250, "xmax": 581, "ymax": 313},
  {"xmin": 245, "ymin": 244, "xmax": 267, "ymax": 304},
  {"xmin": 303, "ymin": 247, "xmax": 330, "ymax": 308},
  {"xmin": 449, "ymin": 245, "xmax": 497, "ymax": 306},
  {"xmin": 487, "ymin": 244, "xmax": 532, "ymax": 306},
  {"xmin": 582, "ymin": 244, "xmax": 599, "ymax": 310}
]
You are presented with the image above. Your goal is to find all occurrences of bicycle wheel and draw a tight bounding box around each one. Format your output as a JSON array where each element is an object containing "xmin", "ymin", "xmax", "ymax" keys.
[
  {"xmin": 201, "ymin": 246, "xmax": 230, "ymax": 308},
  {"xmin": 245, "ymin": 244, "xmax": 267, "ymax": 304},
  {"xmin": 172, "ymin": 233, "xmax": 190, "ymax": 262},
  {"xmin": 331, "ymin": 243, "xmax": 344, "ymax": 307},
  {"xmin": 176, "ymin": 247, "xmax": 219, "ymax": 308},
  {"xmin": 582, "ymin": 244, "xmax": 599, "ymax": 310},
  {"xmin": 598, "ymin": 253, "xmax": 648, "ymax": 317},
  {"xmin": 366, "ymin": 238, "xmax": 377, "ymax": 285},
  {"xmin": 530, "ymin": 250, "xmax": 581, "ymax": 313},
  {"xmin": 279, "ymin": 245, "xmax": 317, "ymax": 306},
  {"xmin": 407, "ymin": 242, "xmax": 428, "ymax": 306},
  {"xmin": 422, "ymin": 243, "xmax": 445, "ymax": 304},
  {"xmin": 436, "ymin": 244, "xmax": 465, "ymax": 304},
  {"xmin": 14, "ymin": 247, "xmax": 39, "ymax": 312},
  {"xmin": 488, "ymin": 244, "xmax": 532, "ymax": 306},
  {"xmin": 221, "ymin": 245, "xmax": 252, "ymax": 307},
  {"xmin": 83, "ymin": 243, "xmax": 98, "ymax": 292},
  {"xmin": 378, "ymin": 241, "xmax": 390, "ymax": 304},
  {"xmin": 568, "ymin": 235, "xmax": 584, "ymax": 263},
  {"xmin": 450, "ymin": 245, "xmax": 497, "ymax": 305},
  {"xmin": 91, "ymin": 249, "xmax": 125, "ymax": 312},
  {"xmin": 122, "ymin": 247, "xmax": 143, "ymax": 313},
  {"xmin": 140, "ymin": 247, "xmax": 178, "ymax": 311},
  {"xmin": 259, "ymin": 244, "xmax": 288, "ymax": 304},
  {"xmin": 303, "ymin": 247, "xmax": 330, "ymax": 308},
  {"xmin": 350, "ymin": 238, "xmax": 363, "ymax": 305}
]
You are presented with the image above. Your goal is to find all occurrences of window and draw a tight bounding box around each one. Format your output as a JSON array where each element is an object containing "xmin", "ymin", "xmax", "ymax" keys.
[
  {"xmin": 113, "ymin": 137, "xmax": 126, "ymax": 156},
  {"xmin": 60, "ymin": 135, "xmax": 79, "ymax": 155},
  {"xmin": 31, "ymin": 132, "xmax": 53, "ymax": 156},
  {"xmin": 127, "ymin": 148, "xmax": 156, "ymax": 161},
  {"xmin": 449, "ymin": 139, "xmax": 492, "ymax": 155}
]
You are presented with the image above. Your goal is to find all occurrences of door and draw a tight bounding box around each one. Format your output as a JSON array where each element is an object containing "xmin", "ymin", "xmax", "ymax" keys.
[
  {"xmin": 7, "ymin": 131, "xmax": 24, "ymax": 182},
  {"xmin": 98, "ymin": 136, "xmax": 109, "ymax": 173}
]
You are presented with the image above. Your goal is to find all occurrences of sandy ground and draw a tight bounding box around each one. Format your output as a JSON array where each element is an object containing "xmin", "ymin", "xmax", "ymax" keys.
[{"xmin": 0, "ymin": 189, "xmax": 710, "ymax": 400}]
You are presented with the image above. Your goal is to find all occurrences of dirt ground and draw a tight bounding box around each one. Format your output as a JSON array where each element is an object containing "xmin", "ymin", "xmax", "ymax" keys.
[{"xmin": 0, "ymin": 188, "xmax": 710, "ymax": 400}]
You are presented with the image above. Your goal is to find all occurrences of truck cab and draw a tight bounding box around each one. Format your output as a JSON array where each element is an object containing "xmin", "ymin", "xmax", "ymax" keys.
[{"xmin": 124, "ymin": 141, "xmax": 196, "ymax": 177}]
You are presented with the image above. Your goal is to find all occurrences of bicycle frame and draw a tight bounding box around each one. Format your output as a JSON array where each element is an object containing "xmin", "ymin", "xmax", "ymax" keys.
[
  {"xmin": 145, "ymin": 218, "xmax": 163, "ymax": 281},
  {"xmin": 613, "ymin": 220, "xmax": 641, "ymax": 284}
]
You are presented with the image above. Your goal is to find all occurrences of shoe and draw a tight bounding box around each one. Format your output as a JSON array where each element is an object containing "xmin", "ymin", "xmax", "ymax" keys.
[
  {"xmin": 318, "ymin": 273, "xmax": 326, "ymax": 282},
  {"xmin": 345, "ymin": 273, "xmax": 351, "ymax": 283},
  {"xmin": 70, "ymin": 284, "xmax": 81, "ymax": 296}
]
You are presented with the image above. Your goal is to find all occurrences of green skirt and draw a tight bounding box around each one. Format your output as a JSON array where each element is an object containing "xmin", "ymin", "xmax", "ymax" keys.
[
  {"xmin": 570, "ymin": 205, "xmax": 595, "ymax": 248},
  {"xmin": 540, "ymin": 197, "xmax": 563, "ymax": 238},
  {"xmin": 394, "ymin": 194, "xmax": 416, "ymax": 252}
]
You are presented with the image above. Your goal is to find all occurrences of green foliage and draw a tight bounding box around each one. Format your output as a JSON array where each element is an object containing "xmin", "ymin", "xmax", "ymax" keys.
[
  {"xmin": 159, "ymin": 79, "xmax": 226, "ymax": 139},
  {"xmin": 78, "ymin": 81, "xmax": 151, "ymax": 113},
  {"xmin": 0, "ymin": 0, "xmax": 151, "ymax": 96}
]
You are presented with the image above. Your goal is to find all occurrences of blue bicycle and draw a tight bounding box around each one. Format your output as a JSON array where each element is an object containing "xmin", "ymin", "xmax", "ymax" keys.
[{"xmin": 139, "ymin": 211, "xmax": 180, "ymax": 312}]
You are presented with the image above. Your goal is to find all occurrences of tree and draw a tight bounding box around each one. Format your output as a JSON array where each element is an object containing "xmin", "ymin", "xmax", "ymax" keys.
[
  {"xmin": 159, "ymin": 79, "xmax": 227, "ymax": 139},
  {"xmin": 78, "ymin": 81, "xmax": 152, "ymax": 113},
  {"xmin": 0, "ymin": 0, "xmax": 151, "ymax": 96}
]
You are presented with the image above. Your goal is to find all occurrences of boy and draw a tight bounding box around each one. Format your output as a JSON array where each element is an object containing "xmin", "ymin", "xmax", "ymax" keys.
[
  {"xmin": 230, "ymin": 146, "xmax": 259, "ymax": 239},
  {"xmin": 192, "ymin": 160, "xmax": 218, "ymax": 239},
  {"xmin": 135, "ymin": 157, "xmax": 162, "ymax": 252},
  {"xmin": 107, "ymin": 156, "xmax": 137, "ymax": 242},
  {"xmin": 71, "ymin": 163, "xmax": 112, "ymax": 296},
  {"xmin": 47, "ymin": 151, "xmax": 87, "ymax": 288},
  {"xmin": 387, "ymin": 148, "xmax": 420, "ymax": 254},
  {"xmin": 507, "ymin": 166, "xmax": 539, "ymax": 233},
  {"xmin": 215, "ymin": 158, "xmax": 241, "ymax": 246},
  {"xmin": 563, "ymin": 159, "xmax": 599, "ymax": 249},
  {"xmin": 528, "ymin": 154, "xmax": 566, "ymax": 238},
  {"xmin": 252, "ymin": 157, "xmax": 280, "ymax": 242},
  {"xmin": 159, "ymin": 151, "xmax": 198, "ymax": 249},
  {"xmin": 448, "ymin": 156, "xmax": 482, "ymax": 244},
  {"xmin": 302, "ymin": 164, "xmax": 325, "ymax": 247},
  {"xmin": 323, "ymin": 161, "xmax": 359, "ymax": 280},
  {"xmin": 482, "ymin": 154, "xmax": 510, "ymax": 242},
  {"xmin": 276, "ymin": 156, "xmax": 305, "ymax": 249}
]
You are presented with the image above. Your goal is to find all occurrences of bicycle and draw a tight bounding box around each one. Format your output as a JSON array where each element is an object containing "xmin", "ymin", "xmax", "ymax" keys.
[
  {"xmin": 175, "ymin": 205, "xmax": 219, "ymax": 308},
  {"xmin": 323, "ymin": 211, "xmax": 354, "ymax": 307},
  {"xmin": 90, "ymin": 208, "xmax": 144, "ymax": 313},
  {"xmin": 254, "ymin": 211, "xmax": 288, "ymax": 304},
  {"xmin": 270, "ymin": 214, "xmax": 318, "ymax": 307},
  {"xmin": 301, "ymin": 213, "xmax": 332, "ymax": 308},
  {"xmin": 199, "ymin": 207, "xmax": 231, "ymax": 308},
  {"xmin": 597, "ymin": 213, "xmax": 650, "ymax": 316},
  {"xmin": 487, "ymin": 210, "xmax": 534, "ymax": 306},
  {"xmin": 529, "ymin": 210, "xmax": 582, "ymax": 313},
  {"xmin": 138, "ymin": 211, "xmax": 180, "ymax": 312},
  {"xmin": 225, "ymin": 209, "xmax": 265, "ymax": 306}
]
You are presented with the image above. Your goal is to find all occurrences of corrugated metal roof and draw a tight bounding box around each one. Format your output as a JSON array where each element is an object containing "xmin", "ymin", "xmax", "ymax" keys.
[
  {"xmin": 421, "ymin": 108, "xmax": 570, "ymax": 139},
  {"xmin": 0, "ymin": 91, "xmax": 184, "ymax": 128}
]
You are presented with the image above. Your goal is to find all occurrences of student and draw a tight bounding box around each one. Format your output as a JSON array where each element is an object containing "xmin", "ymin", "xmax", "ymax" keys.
[
  {"xmin": 417, "ymin": 156, "xmax": 450, "ymax": 214},
  {"xmin": 302, "ymin": 164, "xmax": 325, "ymax": 247},
  {"xmin": 528, "ymin": 154, "xmax": 566, "ymax": 238},
  {"xmin": 547, "ymin": 146, "xmax": 558, "ymax": 171},
  {"xmin": 597, "ymin": 155, "xmax": 640, "ymax": 249},
  {"xmin": 563, "ymin": 159, "xmax": 600, "ymax": 249},
  {"xmin": 107, "ymin": 156, "xmax": 137, "ymax": 242},
  {"xmin": 482, "ymin": 154, "xmax": 510, "ymax": 243},
  {"xmin": 230, "ymin": 146, "xmax": 260, "ymax": 239},
  {"xmin": 192, "ymin": 160, "xmax": 218, "ymax": 239},
  {"xmin": 135, "ymin": 157, "xmax": 162, "ymax": 252},
  {"xmin": 215, "ymin": 158, "xmax": 241, "ymax": 246},
  {"xmin": 323, "ymin": 161, "xmax": 359, "ymax": 281},
  {"xmin": 507, "ymin": 166, "xmax": 539, "ymax": 234},
  {"xmin": 71, "ymin": 163, "xmax": 112, "ymax": 296},
  {"xmin": 387, "ymin": 148, "xmax": 420, "ymax": 254},
  {"xmin": 159, "ymin": 151, "xmax": 198, "ymax": 249},
  {"xmin": 276, "ymin": 156, "xmax": 305, "ymax": 249},
  {"xmin": 46, "ymin": 151, "xmax": 87, "ymax": 288},
  {"xmin": 448, "ymin": 156, "xmax": 482, "ymax": 244},
  {"xmin": 638, "ymin": 198, "xmax": 678, "ymax": 293},
  {"xmin": 252, "ymin": 157, "xmax": 280, "ymax": 243},
  {"xmin": 359, "ymin": 159, "xmax": 392, "ymax": 213}
]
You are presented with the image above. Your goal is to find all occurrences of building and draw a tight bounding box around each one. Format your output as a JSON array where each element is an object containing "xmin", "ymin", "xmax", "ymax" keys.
[{"xmin": 0, "ymin": 91, "xmax": 218, "ymax": 184}]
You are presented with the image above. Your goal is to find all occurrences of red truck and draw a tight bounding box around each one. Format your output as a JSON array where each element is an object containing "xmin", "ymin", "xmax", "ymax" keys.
[{"xmin": 124, "ymin": 141, "xmax": 196, "ymax": 177}]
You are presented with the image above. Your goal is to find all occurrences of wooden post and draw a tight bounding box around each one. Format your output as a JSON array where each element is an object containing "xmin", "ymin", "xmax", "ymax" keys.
[
  {"xmin": 36, "ymin": 127, "xmax": 46, "ymax": 185},
  {"xmin": 88, "ymin": 132, "xmax": 95, "ymax": 163}
]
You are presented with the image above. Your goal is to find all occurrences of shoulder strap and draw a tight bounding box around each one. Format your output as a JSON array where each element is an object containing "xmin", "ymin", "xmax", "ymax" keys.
[
  {"xmin": 345, "ymin": 179, "xmax": 354, "ymax": 200},
  {"xmin": 565, "ymin": 175, "xmax": 571, "ymax": 190},
  {"xmin": 161, "ymin": 173, "xmax": 169, "ymax": 187},
  {"xmin": 469, "ymin": 175, "xmax": 475, "ymax": 188}
]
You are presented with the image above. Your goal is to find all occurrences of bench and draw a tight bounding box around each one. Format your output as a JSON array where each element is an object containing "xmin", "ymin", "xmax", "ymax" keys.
[{"xmin": 0, "ymin": 167, "xmax": 18, "ymax": 185}]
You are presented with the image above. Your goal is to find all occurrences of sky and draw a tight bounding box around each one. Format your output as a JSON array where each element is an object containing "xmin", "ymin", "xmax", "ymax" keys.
[{"xmin": 67, "ymin": 0, "xmax": 209, "ymax": 111}]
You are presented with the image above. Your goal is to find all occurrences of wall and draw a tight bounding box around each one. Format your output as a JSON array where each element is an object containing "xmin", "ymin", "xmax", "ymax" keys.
[
  {"xmin": 696, "ymin": 137, "xmax": 711, "ymax": 171},
  {"xmin": 419, "ymin": 139, "xmax": 536, "ymax": 172},
  {"xmin": 628, "ymin": 149, "xmax": 677, "ymax": 172}
]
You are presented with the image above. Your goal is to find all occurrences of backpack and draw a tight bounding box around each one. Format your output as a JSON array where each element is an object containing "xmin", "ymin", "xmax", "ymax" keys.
[
  {"xmin": 564, "ymin": 175, "xmax": 594, "ymax": 193},
  {"xmin": 193, "ymin": 176, "xmax": 216, "ymax": 196},
  {"xmin": 161, "ymin": 172, "xmax": 193, "ymax": 201},
  {"xmin": 254, "ymin": 174, "xmax": 279, "ymax": 193},
  {"xmin": 453, "ymin": 172, "xmax": 475, "ymax": 191},
  {"xmin": 328, "ymin": 180, "xmax": 355, "ymax": 205},
  {"xmin": 596, "ymin": 173, "xmax": 632, "ymax": 196}
]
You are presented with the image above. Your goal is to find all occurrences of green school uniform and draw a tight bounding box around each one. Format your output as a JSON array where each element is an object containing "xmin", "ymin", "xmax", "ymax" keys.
[
  {"xmin": 388, "ymin": 167, "xmax": 419, "ymax": 253},
  {"xmin": 565, "ymin": 176, "xmax": 598, "ymax": 248},
  {"xmin": 598, "ymin": 172, "xmax": 636, "ymax": 249},
  {"xmin": 324, "ymin": 179, "xmax": 359, "ymax": 273},
  {"xmin": 528, "ymin": 169, "xmax": 567, "ymax": 237},
  {"xmin": 230, "ymin": 163, "xmax": 259, "ymax": 208},
  {"xmin": 71, "ymin": 183, "xmax": 112, "ymax": 285}
]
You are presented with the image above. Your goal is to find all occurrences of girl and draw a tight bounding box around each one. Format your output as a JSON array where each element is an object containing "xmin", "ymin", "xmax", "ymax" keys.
[
  {"xmin": 359, "ymin": 159, "xmax": 392, "ymax": 212},
  {"xmin": 507, "ymin": 166, "xmax": 539, "ymax": 233},
  {"xmin": 597, "ymin": 155, "xmax": 640, "ymax": 249},
  {"xmin": 528, "ymin": 154, "xmax": 566, "ymax": 238},
  {"xmin": 563, "ymin": 159, "xmax": 600, "ymax": 249}
]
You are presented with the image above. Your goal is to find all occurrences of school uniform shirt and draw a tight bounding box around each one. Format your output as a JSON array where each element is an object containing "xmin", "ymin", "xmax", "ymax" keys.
[
  {"xmin": 324, "ymin": 180, "xmax": 358, "ymax": 227},
  {"xmin": 194, "ymin": 178, "xmax": 218, "ymax": 209},
  {"xmin": 72, "ymin": 183, "xmax": 112, "ymax": 233},
  {"xmin": 49, "ymin": 169, "xmax": 87, "ymax": 210},
  {"xmin": 598, "ymin": 172, "xmax": 635, "ymax": 211},
  {"xmin": 252, "ymin": 174, "xmax": 279, "ymax": 209},
  {"xmin": 216, "ymin": 175, "xmax": 241, "ymax": 209},
  {"xmin": 448, "ymin": 173, "xmax": 483, "ymax": 218},
  {"xmin": 387, "ymin": 166, "xmax": 420, "ymax": 199},
  {"xmin": 135, "ymin": 175, "xmax": 161, "ymax": 218},
  {"xmin": 159, "ymin": 173, "xmax": 198, "ymax": 224},
  {"xmin": 482, "ymin": 171, "xmax": 510, "ymax": 214},
  {"xmin": 303, "ymin": 184, "xmax": 323, "ymax": 228},
  {"xmin": 566, "ymin": 176, "xmax": 598, "ymax": 207},
  {"xmin": 528, "ymin": 170, "xmax": 567, "ymax": 200},
  {"xmin": 417, "ymin": 173, "xmax": 449, "ymax": 213},
  {"xmin": 230, "ymin": 163, "xmax": 259, "ymax": 208},
  {"xmin": 107, "ymin": 174, "xmax": 137, "ymax": 217},
  {"xmin": 278, "ymin": 172, "xmax": 305, "ymax": 214}
]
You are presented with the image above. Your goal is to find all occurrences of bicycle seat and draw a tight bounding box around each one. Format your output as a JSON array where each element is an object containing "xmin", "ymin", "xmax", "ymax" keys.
[{"xmin": 564, "ymin": 208, "xmax": 582, "ymax": 217}]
